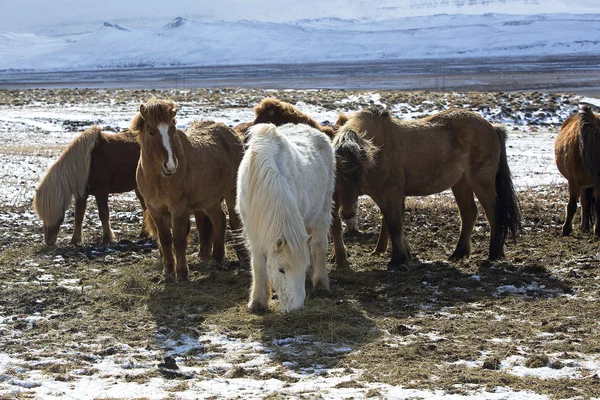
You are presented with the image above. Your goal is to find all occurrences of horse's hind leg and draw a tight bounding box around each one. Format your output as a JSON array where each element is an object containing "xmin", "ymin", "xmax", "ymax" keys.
[
  {"xmin": 449, "ymin": 179, "xmax": 477, "ymax": 261},
  {"xmin": 194, "ymin": 210, "xmax": 213, "ymax": 261},
  {"xmin": 562, "ymin": 183, "xmax": 579, "ymax": 236},
  {"xmin": 70, "ymin": 195, "xmax": 88, "ymax": 245},
  {"xmin": 470, "ymin": 178, "xmax": 503, "ymax": 260},
  {"xmin": 135, "ymin": 189, "xmax": 150, "ymax": 238},
  {"xmin": 224, "ymin": 192, "xmax": 250, "ymax": 265},
  {"xmin": 580, "ymin": 186, "xmax": 593, "ymax": 233},
  {"xmin": 96, "ymin": 192, "xmax": 115, "ymax": 244},
  {"xmin": 309, "ymin": 227, "xmax": 330, "ymax": 291},
  {"xmin": 204, "ymin": 202, "xmax": 226, "ymax": 266}
]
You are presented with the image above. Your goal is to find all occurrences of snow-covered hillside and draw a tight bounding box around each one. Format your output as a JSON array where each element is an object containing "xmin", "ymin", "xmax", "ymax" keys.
[{"xmin": 1, "ymin": 12, "xmax": 599, "ymax": 72}]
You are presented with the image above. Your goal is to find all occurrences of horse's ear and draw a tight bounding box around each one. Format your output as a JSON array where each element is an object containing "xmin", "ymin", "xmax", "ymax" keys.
[
  {"xmin": 139, "ymin": 104, "xmax": 146, "ymax": 119},
  {"xmin": 274, "ymin": 237, "xmax": 287, "ymax": 252},
  {"xmin": 170, "ymin": 106, "xmax": 178, "ymax": 121}
]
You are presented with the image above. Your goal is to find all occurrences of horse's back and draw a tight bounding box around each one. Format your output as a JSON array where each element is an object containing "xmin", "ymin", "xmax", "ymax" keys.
[
  {"xmin": 183, "ymin": 120, "xmax": 245, "ymax": 191},
  {"xmin": 276, "ymin": 124, "xmax": 335, "ymax": 226}
]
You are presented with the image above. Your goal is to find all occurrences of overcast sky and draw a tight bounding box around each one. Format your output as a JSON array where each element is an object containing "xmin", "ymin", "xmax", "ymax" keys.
[{"xmin": 2, "ymin": 0, "xmax": 600, "ymax": 33}]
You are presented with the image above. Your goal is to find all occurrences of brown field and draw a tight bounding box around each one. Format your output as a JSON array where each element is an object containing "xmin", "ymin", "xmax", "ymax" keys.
[{"xmin": 0, "ymin": 88, "xmax": 599, "ymax": 399}]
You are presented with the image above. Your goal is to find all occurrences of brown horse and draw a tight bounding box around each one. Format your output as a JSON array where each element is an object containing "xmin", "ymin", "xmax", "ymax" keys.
[
  {"xmin": 253, "ymin": 98, "xmax": 337, "ymax": 139},
  {"xmin": 331, "ymin": 106, "xmax": 521, "ymax": 269},
  {"xmin": 33, "ymin": 127, "xmax": 148, "ymax": 246},
  {"xmin": 555, "ymin": 105, "xmax": 600, "ymax": 236},
  {"xmin": 132, "ymin": 98, "xmax": 248, "ymax": 282}
]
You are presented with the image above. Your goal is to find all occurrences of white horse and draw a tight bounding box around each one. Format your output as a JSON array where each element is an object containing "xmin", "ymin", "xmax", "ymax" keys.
[{"xmin": 236, "ymin": 123, "xmax": 336, "ymax": 313}]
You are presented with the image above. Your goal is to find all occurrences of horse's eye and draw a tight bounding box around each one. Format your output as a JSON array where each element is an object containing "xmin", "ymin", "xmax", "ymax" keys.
[
  {"xmin": 278, "ymin": 268, "xmax": 285, "ymax": 274},
  {"xmin": 148, "ymin": 131, "xmax": 154, "ymax": 136}
]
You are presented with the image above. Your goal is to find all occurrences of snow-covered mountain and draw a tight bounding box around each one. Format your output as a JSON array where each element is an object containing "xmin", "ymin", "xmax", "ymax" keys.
[{"xmin": 1, "ymin": 0, "xmax": 599, "ymax": 72}]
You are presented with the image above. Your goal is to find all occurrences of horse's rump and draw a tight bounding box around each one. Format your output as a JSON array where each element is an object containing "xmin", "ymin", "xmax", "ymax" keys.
[
  {"xmin": 33, "ymin": 126, "xmax": 101, "ymax": 226},
  {"xmin": 579, "ymin": 105, "xmax": 600, "ymax": 189}
]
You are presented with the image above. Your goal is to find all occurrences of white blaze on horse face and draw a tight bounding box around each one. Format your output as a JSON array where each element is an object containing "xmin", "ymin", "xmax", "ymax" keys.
[{"xmin": 158, "ymin": 124, "xmax": 177, "ymax": 173}]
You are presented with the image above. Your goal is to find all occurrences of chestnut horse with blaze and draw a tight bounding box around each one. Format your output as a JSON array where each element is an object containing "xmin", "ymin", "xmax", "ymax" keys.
[
  {"xmin": 332, "ymin": 106, "xmax": 521, "ymax": 269},
  {"xmin": 555, "ymin": 105, "xmax": 600, "ymax": 236},
  {"xmin": 132, "ymin": 98, "xmax": 248, "ymax": 282}
]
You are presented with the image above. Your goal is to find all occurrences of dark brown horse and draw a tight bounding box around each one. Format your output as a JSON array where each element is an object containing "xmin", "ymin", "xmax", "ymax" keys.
[
  {"xmin": 331, "ymin": 106, "xmax": 521, "ymax": 269},
  {"xmin": 33, "ymin": 127, "xmax": 148, "ymax": 246},
  {"xmin": 133, "ymin": 98, "xmax": 248, "ymax": 282},
  {"xmin": 555, "ymin": 105, "xmax": 600, "ymax": 236}
]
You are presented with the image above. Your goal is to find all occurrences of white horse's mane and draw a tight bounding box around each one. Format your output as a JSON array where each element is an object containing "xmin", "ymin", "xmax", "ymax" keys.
[{"xmin": 237, "ymin": 123, "xmax": 310, "ymax": 268}]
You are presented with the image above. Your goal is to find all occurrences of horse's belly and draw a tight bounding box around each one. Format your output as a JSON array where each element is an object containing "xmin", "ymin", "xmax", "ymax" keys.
[{"xmin": 403, "ymin": 169, "xmax": 464, "ymax": 196}]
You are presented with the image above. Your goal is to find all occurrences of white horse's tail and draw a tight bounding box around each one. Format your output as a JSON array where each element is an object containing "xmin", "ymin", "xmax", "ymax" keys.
[
  {"xmin": 33, "ymin": 126, "xmax": 100, "ymax": 227},
  {"xmin": 242, "ymin": 124, "xmax": 310, "ymax": 267}
]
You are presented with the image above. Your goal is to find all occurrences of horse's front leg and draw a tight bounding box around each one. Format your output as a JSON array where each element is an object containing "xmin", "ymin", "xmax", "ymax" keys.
[
  {"xmin": 373, "ymin": 210, "xmax": 389, "ymax": 254},
  {"xmin": 172, "ymin": 212, "xmax": 191, "ymax": 282},
  {"xmin": 96, "ymin": 191, "xmax": 115, "ymax": 244},
  {"xmin": 70, "ymin": 194, "xmax": 88, "ymax": 245},
  {"xmin": 150, "ymin": 208, "xmax": 175, "ymax": 281},
  {"xmin": 310, "ymin": 227, "xmax": 330, "ymax": 291},
  {"xmin": 330, "ymin": 198, "xmax": 349, "ymax": 269},
  {"xmin": 380, "ymin": 195, "xmax": 410, "ymax": 270},
  {"xmin": 248, "ymin": 252, "xmax": 270, "ymax": 312}
]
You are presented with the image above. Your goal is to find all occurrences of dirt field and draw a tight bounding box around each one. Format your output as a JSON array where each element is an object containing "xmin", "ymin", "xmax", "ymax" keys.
[{"xmin": 1, "ymin": 88, "xmax": 599, "ymax": 399}]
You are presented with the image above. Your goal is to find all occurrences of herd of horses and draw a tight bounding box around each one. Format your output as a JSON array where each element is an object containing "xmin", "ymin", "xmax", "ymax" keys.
[{"xmin": 32, "ymin": 97, "xmax": 600, "ymax": 312}]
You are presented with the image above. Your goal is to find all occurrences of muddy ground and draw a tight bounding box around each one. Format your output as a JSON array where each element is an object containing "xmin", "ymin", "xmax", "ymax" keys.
[{"xmin": 0, "ymin": 89, "xmax": 600, "ymax": 399}]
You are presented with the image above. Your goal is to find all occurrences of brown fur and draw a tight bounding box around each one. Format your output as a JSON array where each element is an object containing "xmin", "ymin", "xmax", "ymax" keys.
[
  {"xmin": 334, "ymin": 112, "xmax": 350, "ymax": 127},
  {"xmin": 331, "ymin": 106, "xmax": 521, "ymax": 269},
  {"xmin": 33, "ymin": 126, "xmax": 147, "ymax": 246},
  {"xmin": 253, "ymin": 98, "xmax": 335, "ymax": 139},
  {"xmin": 133, "ymin": 98, "xmax": 248, "ymax": 282},
  {"xmin": 555, "ymin": 106, "xmax": 600, "ymax": 236}
]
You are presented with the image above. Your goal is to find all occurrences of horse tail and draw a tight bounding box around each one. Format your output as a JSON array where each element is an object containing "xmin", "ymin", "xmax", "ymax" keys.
[
  {"xmin": 493, "ymin": 124, "xmax": 522, "ymax": 243},
  {"xmin": 33, "ymin": 127, "xmax": 101, "ymax": 227},
  {"xmin": 578, "ymin": 105, "xmax": 600, "ymax": 189}
]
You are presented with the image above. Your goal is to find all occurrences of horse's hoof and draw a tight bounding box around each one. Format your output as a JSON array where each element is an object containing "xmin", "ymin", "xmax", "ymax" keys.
[
  {"xmin": 387, "ymin": 260, "xmax": 408, "ymax": 271},
  {"xmin": 561, "ymin": 227, "xmax": 573, "ymax": 236},
  {"xmin": 449, "ymin": 250, "xmax": 470, "ymax": 262},
  {"xmin": 370, "ymin": 250, "xmax": 384, "ymax": 256},
  {"xmin": 69, "ymin": 239, "xmax": 83, "ymax": 246},
  {"xmin": 248, "ymin": 301, "xmax": 268, "ymax": 314}
]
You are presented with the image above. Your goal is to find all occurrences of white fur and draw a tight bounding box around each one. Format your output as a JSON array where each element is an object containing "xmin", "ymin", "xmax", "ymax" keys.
[
  {"xmin": 236, "ymin": 123, "xmax": 335, "ymax": 313},
  {"xmin": 158, "ymin": 123, "xmax": 177, "ymax": 173}
]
